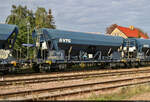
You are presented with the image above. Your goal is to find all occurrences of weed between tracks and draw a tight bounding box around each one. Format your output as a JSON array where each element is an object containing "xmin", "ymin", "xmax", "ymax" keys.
[
  {"xmin": 83, "ymin": 76, "xmax": 93, "ymax": 81},
  {"xmin": 88, "ymin": 83, "xmax": 150, "ymax": 100}
]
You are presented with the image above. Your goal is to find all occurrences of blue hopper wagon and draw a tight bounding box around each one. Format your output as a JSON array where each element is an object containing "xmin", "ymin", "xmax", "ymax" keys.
[
  {"xmin": 0, "ymin": 24, "xmax": 19, "ymax": 73},
  {"xmin": 32, "ymin": 28, "xmax": 125, "ymax": 71}
]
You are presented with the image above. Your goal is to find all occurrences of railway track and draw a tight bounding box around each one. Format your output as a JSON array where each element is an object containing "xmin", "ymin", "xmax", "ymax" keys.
[
  {"xmin": 3, "ymin": 66, "xmax": 150, "ymax": 79},
  {"xmin": 1, "ymin": 69, "xmax": 150, "ymax": 86},
  {"xmin": 1, "ymin": 75, "xmax": 150, "ymax": 101},
  {"xmin": 2, "ymin": 66, "xmax": 114, "ymax": 78}
]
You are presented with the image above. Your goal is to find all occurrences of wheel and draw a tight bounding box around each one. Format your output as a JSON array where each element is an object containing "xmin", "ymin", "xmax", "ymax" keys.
[
  {"xmin": 32, "ymin": 64, "xmax": 40, "ymax": 73},
  {"xmin": 58, "ymin": 64, "xmax": 67, "ymax": 71},
  {"xmin": 2, "ymin": 69, "xmax": 9, "ymax": 75}
]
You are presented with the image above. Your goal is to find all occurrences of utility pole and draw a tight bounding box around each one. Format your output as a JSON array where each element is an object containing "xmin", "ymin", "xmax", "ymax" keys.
[{"xmin": 27, "ymin": 22, "xmax": 30, "ymax": 59}]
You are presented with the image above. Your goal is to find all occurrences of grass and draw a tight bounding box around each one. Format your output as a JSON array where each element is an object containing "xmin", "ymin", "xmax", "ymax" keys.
[{"xmin": 88, "ymin": 83, "xmax": 150, "ymax": 101}]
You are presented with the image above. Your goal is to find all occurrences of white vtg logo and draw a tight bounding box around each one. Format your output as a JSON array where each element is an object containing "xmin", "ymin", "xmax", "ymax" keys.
[{"xmin": 59, "ymin": 38, "xmax": 71, "ymax": 43}]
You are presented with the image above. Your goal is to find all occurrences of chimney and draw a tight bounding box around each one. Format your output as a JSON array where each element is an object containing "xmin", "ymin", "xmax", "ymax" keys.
[{"xmin": 129, "ymin": 25, "xmax": 134, "ymax": 30}]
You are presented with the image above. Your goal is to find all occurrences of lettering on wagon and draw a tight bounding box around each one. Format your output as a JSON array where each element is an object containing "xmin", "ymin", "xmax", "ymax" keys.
[{"xmin": 59, "ymin": 38, "xmax": 71, "ymax": 43}]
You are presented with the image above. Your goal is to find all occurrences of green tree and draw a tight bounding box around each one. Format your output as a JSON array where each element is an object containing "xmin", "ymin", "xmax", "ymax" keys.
[
  {"xmin": 137, "ymin": 31, "xmax": 141, "ymax": 38},
  {"xmin": 106, "ymin": 24, "xmax": 118, "ymax": 34},
  {"xmin": 5, "ymin": 5, "xmax": 56, "ymax": 59},
  {"xmin": 144, "ymin": 33, "xmax": 149, "ymax": 39},
  {"xmin": 136, "ymin": 27, "xmax": 149, "ymax": 39},
  {"xmin": 35, "ymin": 7, "xmax": 56, "ymax": 29}
]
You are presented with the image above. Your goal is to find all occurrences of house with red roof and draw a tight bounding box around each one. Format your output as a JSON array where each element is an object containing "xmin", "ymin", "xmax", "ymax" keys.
[{"xmin": 110, "ymin": 25, "xmax": 149, "ymax": 39}]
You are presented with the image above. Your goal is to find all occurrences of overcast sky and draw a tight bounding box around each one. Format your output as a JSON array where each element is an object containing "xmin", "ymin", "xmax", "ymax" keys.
[{"xmin": 0, "ymin": 0, "xmax": 150, "ymax": 35}]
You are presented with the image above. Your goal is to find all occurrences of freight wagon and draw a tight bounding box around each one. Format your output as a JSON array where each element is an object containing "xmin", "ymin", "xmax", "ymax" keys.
[
  {"xmin": 0, "ymin": 24, "xmax": 19, "ymax": 73},
  {"xmin": 32, "ymin": 28, "xmax": 150, "ymax": 72}
]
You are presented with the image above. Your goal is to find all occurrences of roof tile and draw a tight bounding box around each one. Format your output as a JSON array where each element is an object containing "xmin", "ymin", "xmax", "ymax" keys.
[{"xmin": 117, "ymin": 26, "xmax": 148, "ymax": 39}]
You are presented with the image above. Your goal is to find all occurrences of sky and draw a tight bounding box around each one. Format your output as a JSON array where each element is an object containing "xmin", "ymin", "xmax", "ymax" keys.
[{"xmin": 0, "ymin": 0, "xmax": 150, "ymax": 35}]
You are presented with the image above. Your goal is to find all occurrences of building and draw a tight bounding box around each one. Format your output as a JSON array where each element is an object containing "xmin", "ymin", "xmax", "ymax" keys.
[{"xmin": 110, "ymin": 25, "xmax": 149, "ymax": 39}]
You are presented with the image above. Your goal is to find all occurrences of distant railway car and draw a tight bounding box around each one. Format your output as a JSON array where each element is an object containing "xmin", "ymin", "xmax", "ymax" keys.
[
  {"xmin": 127, "ymin": 38, "xmax": 150, "ymax": 59},
  {"xmin": 0, "ymin": 24, "xmax": 18, "ymax": 73}
]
